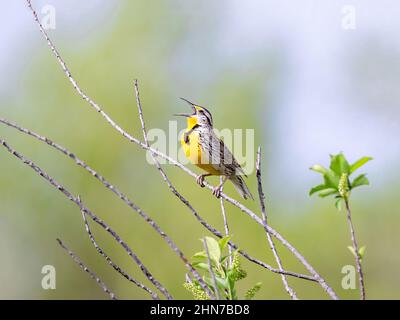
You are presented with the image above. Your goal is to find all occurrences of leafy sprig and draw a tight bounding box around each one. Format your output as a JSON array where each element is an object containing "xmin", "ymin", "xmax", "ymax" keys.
[
  {"xmin": 184, "ymin": 236, "xmax": 261, "ymax": 300},
  {"xmin": 309, "ymin": 153, "xmax": 372, "ymax": 210},
  {"xmin": 309, "ymin": 152, "xmax": 371, "ymax": 299}
]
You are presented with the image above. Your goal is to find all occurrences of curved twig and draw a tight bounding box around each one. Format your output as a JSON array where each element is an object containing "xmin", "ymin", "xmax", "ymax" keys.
[
  {"xmin": 56, "ymin": 238, "xmax": 117, "ymax": 300},
  {"xmin": 79, "ymin": 200, "xmax": 160, "ymax": 300}
]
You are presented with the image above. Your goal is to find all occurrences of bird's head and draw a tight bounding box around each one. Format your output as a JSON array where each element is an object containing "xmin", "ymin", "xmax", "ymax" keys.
[{"xmin": 175, "ymin": 98, "xmax": 213, "ymax": 129}]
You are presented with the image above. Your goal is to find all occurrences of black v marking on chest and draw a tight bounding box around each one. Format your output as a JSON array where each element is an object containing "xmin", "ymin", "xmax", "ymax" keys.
[{"xmin": 184, "ymin": 124, "xmax": 200, "ymax": 144}]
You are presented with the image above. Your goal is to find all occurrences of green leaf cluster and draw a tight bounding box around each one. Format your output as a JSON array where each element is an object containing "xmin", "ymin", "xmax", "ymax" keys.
[
  {"xmin": 245, "ymin": 282, "xmax": 262, "ymax": 300},
  {"xmin": 309, "ymin": 153, "xmax": 372, "ymax": 208},
  {"xmin": 183, "ymin": 282, "xmax": 211, "ymax": 300},
  {"xmin": 183, "ymin": 236, "xmax": 261, "ymax": 300}
]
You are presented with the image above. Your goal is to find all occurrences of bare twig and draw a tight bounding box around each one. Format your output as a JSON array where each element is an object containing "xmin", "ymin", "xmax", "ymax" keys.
[
  {"xmin": 344, "ymin": 199, "xmax": 365, "ymax": 300},
  {"xmin": 202, "ymin": 238, "xmax": 220, "ymax": 300},
  {"xmin": 25, "ymin": 0, "xmax": 337, "ymax": 299},
  {"xmin": 0, "ymin": 138, "xmax": 172, "ymax": 300},
  {"xmin": 56, "ymin": 238, "xmax": 117, "ymax": 300},
  {"xmin": 256, "ymin": 147, "xmax": 298, "ymax": 300},
  {"xmin": 79, "ymin": 200, "xmax": 160, "ymax": 300},
  {"xmin": 0, "ymin": 117, "xmax": 312, "ymax": 284},
  {"xmin": 219, "ymin": 178, "xmax": 232, "ymax": 266}
]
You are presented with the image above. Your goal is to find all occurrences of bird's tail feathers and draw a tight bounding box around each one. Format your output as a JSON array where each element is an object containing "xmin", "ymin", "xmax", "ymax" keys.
[{"xmin": 230, "ymin": 175, "xmax": 253, "ymax": 200}]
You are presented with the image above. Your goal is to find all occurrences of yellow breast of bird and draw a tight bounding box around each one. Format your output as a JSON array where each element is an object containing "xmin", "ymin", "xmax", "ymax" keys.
[{"xmin": 181, "ymin": 130, "xmax": 221, "ymax": 175}]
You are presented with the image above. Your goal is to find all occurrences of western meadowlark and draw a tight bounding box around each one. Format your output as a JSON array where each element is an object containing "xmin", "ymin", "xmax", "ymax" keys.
[{"xmin": 175, "ymin": 98, "xmax": 253, "ymax": 200}]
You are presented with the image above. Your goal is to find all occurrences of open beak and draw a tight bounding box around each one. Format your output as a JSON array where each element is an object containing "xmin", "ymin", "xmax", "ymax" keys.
[{"xmin": 174, "ymin": 97, "xmax": 197, "ymax": 117}]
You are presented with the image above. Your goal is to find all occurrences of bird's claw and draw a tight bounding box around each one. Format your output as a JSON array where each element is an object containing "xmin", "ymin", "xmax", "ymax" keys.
[
  {"xmin": 212, "ymin": 186, "xmax": 222, "ymax": 198},
  {"xmin": 196, "ymin": 175, "xmax": 205, "ymax": 187}
]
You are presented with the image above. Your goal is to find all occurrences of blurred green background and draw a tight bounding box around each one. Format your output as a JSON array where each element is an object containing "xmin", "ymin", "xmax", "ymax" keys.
[{"xmin": 0, "ymin": 0, "xmax": 399, "ymax": 299}]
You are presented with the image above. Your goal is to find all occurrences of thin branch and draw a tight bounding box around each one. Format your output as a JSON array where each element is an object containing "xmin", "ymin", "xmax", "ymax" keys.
[
  {"xmin": 0, "ymin": 138, "xmax": 172, "ymax": 300},
  {"xmin": 219, "ymin": 177, "xmax": 232, "ymax": 266},
  {"xmin": 0, "ymin": 118, "xmax": 312, "ymax": 285},
  {"xmin": 256, "ymin": 147, "xmax": 298, "ymax": 300},
  {"xmin": 56, "ymin": 238, "xmax": 117, "ymax": 300},
  {"xmin": 134, "ymin": 79, "xmax": 150, "ymax": 145},
  {"xmin": 25, "ymin": 0, "xmax": 337, "ymax": 299},
  {"xmin": 79, "ymin": 199, "xmax": 160, "ymax": 300},
  {"xmin": 203, "ymin": 238, "xmax": 220, "ymax": 300},
  {"xmin": 344, "ymin": 199, "xmax": 365, "ymax": 300}
]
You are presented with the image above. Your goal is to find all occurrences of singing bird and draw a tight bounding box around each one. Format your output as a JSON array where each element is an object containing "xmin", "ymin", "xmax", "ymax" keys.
[{"xmin": 175, "ymin": 98, "xmax": 253, "ymax": 200}]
